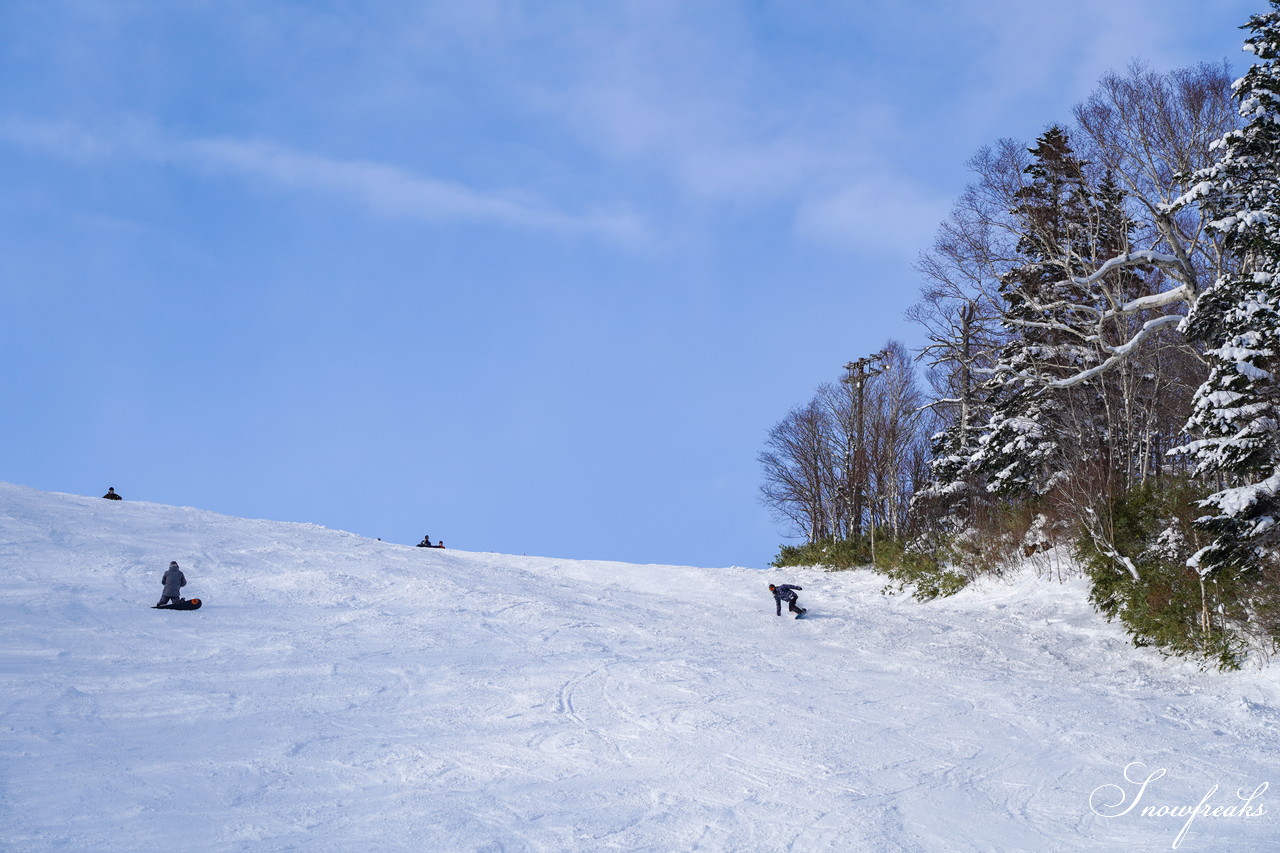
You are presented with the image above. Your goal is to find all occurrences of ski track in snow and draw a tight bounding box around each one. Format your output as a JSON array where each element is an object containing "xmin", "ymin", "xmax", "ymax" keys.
[{"xmin": 0, "ymin": 482, "xmax": 1278, "ymax": 851}]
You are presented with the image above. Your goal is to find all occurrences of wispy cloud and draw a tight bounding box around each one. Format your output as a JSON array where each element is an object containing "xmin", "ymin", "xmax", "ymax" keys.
[
  {"xmin": 0, "ymin": 116, "xmax": 645, "ymax": 245},
  {"xmin": 174, "ymin": 135, "xmax": 644, "ymax": 243},
  {"xmin": 1, "ymin": 0, "xmax": 1249, "ymax": 260},
  {"xmin": 793, "ymin": 178, "xmax": 951, "ymax": 256},
  {"xmin": 0, "ymin": 116, "xmax": 117, "ymax": 161}
]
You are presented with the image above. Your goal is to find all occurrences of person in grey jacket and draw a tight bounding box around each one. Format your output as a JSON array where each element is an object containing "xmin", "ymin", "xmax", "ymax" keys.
[
  {"xmin": 157, "ymin": 561, "xmax": 187, "ymax": 607},
  {"xmin": 769, "ymin": 583, "xmax": 806, "ymax": 617}
]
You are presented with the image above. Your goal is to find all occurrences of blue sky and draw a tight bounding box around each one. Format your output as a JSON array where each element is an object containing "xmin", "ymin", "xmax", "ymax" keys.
[{"xmin": 0, "ymin": 0, "xmax": 1261, "ymax": 567}]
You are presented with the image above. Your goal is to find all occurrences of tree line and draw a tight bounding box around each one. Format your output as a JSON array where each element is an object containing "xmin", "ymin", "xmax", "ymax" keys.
[{"xmin": 761, "ymin": 2, "xmax": 1280, "ymax": 667}]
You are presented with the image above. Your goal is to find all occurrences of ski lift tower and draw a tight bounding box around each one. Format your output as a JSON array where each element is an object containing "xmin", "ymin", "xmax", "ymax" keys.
[{"xmin": 842, "ymin": 349, "xmax": 891, "ymax": 540}]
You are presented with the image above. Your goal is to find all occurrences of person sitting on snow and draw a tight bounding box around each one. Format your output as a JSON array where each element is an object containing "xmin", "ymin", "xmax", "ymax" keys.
[
  {"xmin": 769, "ymin": 583, "xmax": 806, "ymax": 617},
  {"xmin": 417, "ymin": 534, "xmax": 433, "ymax": 548},
  {"xmin": 157, "ymin": 561, "xmax": 187, "ymax": 607},
  {"xmin": 102, "ymin": 487, "xmax": 122, "ymax": 500}
]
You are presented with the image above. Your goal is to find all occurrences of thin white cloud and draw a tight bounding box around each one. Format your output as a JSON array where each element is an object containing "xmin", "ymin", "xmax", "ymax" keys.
[
  {"xmin": 542, "ymin": 15, "xmax": 851, "ymax": 205},
  {"xmin": 794, "ymin": 176, "xmax": 951, "ymax": 256},
  {"xmin": 2, "ymin": 0, "xmax": 1251, "ymax": 260},
  {"xmin": 174, "ymin": 135, "xmax": 644, "ymax": 243},
  {"xmin": 517, "ymin": 2, "xmax": 949, "ymax": 258},
  {"xmin": 0, "ymin": 116, "xmax": 645, "ymax": 245},
  {"xmin": 0, "ymin": 116, "xmax": 116, "ymax": 161}
]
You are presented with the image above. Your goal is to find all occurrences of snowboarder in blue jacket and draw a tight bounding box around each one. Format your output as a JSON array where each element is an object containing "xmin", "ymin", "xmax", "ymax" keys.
[
  {"xmin": 769, "ymin": 583, "xmax": 806, "ymax": 617},
  {"xmin": 157, "ymin": 561, "xmax": 187, "ymax": 607}
]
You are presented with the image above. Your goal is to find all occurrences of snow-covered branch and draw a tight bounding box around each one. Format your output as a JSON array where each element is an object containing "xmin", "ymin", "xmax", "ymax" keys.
[
  {"xmin": 1112, "ymin": 283, "xmax": 1194, "ymax": 315},
  {"xmin": 1046, "ymin": 314, "xmax": 1185, "ymax": 388},
  {"xmin": 1070, "ymin": 250, "xmax": 1183, "ymax": 289},
  {"xmin": 1082, "ymin": 508, "xmax": 1142, "ymax": 581},
  {"xmin": 1009, "ymin": 270, "xmax": 1191, "ymax": 333},
  {"xmin": 986, "ymin": 314, "xmax": 1184, "ymax": 388}
]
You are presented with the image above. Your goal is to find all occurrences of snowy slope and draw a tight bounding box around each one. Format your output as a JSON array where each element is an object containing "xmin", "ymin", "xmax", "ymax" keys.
[{"xmin": 1, "ymin": 482, "xmax": 1277, "ymax": 852}]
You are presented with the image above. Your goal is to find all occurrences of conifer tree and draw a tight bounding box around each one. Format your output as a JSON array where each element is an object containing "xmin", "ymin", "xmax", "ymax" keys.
[
  {"xmin": 912, "ymin": 299, "xmax": 997, "ymax": 531},
  {"xmin": 973, "ymin": 127, "xmax": 1098, "ymax": 497},
  {"xmin": 1175, "ymin": 1, "xmax": 1280, "ymax": 573}
]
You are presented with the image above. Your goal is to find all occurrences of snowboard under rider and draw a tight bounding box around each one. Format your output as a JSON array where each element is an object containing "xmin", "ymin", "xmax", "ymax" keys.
[
  {"xmin": 157, "ymin": 561, "xmax": 187, "ymax": 607},
  {"xmin": 769, "ymin": 583, "xmax": 806, "ymax": 617}
]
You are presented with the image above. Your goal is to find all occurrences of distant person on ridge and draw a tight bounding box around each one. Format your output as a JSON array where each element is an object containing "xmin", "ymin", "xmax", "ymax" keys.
[
  {"xmin": 769, "ymin": 583, "xmax": 806, "ymax": 617},
  {"xmin": 417, "ymin": 535, "xmax": 432, "ymax": 548},
  {"xmin": 102, "ymin": 487, "xmax": 122, "ymax": 500},
  {"xmin": 157, "ymin": 561, "xmax": 187, "ymax": 607}
]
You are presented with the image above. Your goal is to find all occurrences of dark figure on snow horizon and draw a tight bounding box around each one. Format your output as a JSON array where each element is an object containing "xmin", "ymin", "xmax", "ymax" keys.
[
  {"xmin": 770, "ymin": 583, "xmax": 806, "ymax": 617},
  {"xmin": 157, "ymin": 561, "xmax": 187, "ymax": 607},
  {"xmin": 102, "ymin": 487, "xmax": 122, "ymax": 500},
  {"xmin": 416, "ymin": 535, "xmax": 446, "ymax": 549}
]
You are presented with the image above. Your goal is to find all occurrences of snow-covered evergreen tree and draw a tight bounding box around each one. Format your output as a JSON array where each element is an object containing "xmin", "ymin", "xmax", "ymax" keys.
[
  {"xmin": 1175, "ymin": 2, "xmax": 1280, "ymax": 574},
  {"xmin": 912, "ymin": 299, "xmax": 998, "ymax": 531},
  {"xmin": 973, "ymin": 127, "xmax": 1099, "ymax": 498}
]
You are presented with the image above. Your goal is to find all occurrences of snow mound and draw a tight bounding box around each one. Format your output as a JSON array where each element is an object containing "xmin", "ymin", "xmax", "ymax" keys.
[{"xmin": 1, "ymin": 482, "xmax": 1277, "ymax": 851}]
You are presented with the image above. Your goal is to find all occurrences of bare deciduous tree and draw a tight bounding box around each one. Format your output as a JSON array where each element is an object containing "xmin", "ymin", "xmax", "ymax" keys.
[
  {"xmin": 863, "ymin": 342, "xmax": 932, "ymax": 539},
  {"xmin": 760, "ymin": 343, "xmax": 933, "ymax": 548},
  {"xmin": 758, "ymin": 397, "xmax": 837, "ymax": 543}
]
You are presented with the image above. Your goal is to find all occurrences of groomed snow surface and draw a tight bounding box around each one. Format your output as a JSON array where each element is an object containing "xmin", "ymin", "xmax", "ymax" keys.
[{"xmin": 1, "ymin": 482, "xmax": 1278, "ymax": 852}]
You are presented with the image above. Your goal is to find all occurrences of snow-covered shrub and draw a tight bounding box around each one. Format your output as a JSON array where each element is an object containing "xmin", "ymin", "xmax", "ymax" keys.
[
  {"xmin": 1075, "ymin": 477, "xmax": 1256, "ymax": 669},
  {"xmin": 770, "ymin": 536, "xmax": 869, "ymax": 571},
  {"xmin": 771, "ymin": 533, "xmax": 967, "ymax": 600}
]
